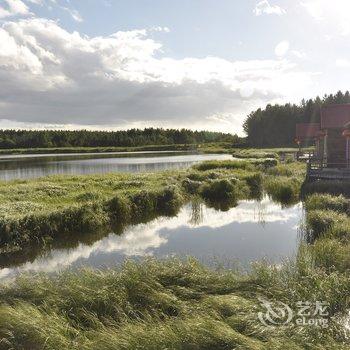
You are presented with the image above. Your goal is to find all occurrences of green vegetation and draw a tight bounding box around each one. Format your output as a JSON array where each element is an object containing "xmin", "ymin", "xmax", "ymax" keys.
[
  {"xmin": 302, "ymin": 179, "xmax": 350, "ymax": 197},
  {"xmin": 231, "ymin": 147, "xmax": 315, "ymax": 160},
  {"xmin": 0, "ymin": 128, "xmax": 241, "ymax": 150},
  {"xmin": 305, "ymin": 193, "xmax": 349, "ymax": 213},
  {"xmin": 0, "ymin": 157, "xmax": 304, "ymax": 253},
  {"xmin": 193, "ymin": 159, "xmax": 277, "ymax": 172},
  {"xmin": 244, "ymin": 90, "xmax": 350, "ymax": 147},
  {"xmin": 0, "ymin": 142, "xmax": 241, "ymax": 156},
  {"xmin": 265, "ymin": 177, "xmax": 301, "ymax": 206},
  {"xmin": 3, "ymin": 159, "xmax": 350, "ymax": 349},
  {"xmin": 0, "ymin": 255, "xmax": 349, "ymax": 349},
  {"xmin": 0, "ymin": 172, "xmax": 184, "ymax": 252},
  {"xmin": 0, "ymin": 144, "xmax": 198, "ymax": 155}
]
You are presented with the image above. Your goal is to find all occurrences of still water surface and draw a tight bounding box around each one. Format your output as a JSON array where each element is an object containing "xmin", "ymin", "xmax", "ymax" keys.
[
  {"xmin": 0, "ymin": 197, "xmax": 302, "ymax": 280},
  {"xmin": 0, "ymin": 152, "xmax": 232, "ymax": 181}
]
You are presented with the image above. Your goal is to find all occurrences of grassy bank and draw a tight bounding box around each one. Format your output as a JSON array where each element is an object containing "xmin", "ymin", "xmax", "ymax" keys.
[
  {"xmin": 0, "ymin": 142, "xmax": 237, "ymax": 156},
  {"xmin": 1, "ymin": 160, "xmax": 350, "ymax": 349},
  {"xmin": 0, "ymin": 145, "xmax": 310, "ymax": 157},
  {"xmin": 0, "ymin": 256, "xmax": 348, "ymax": 349},
  {"xmin": 231, "ymin": 147, "xmax": 314, "ymax": 159},
  {"xmin": 0, "ymin": 144, "xmax": 199, "ymax": 155},
  {"xmin": 1, "ymin": 159, "xmax": 292, "ymax": 252}
]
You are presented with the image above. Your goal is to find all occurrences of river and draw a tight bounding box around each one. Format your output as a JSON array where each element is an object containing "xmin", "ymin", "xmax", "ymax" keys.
[
  {"xmin": 0, "ymin": 197, "xmax": 303, "ymax": 280},
  {"xmin": 0, "ymin": 151, "xmax": 233, "ymax": 181}
]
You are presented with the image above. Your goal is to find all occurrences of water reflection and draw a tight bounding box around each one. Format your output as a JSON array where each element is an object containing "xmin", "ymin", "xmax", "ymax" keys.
[
  {"xmin": 0, "ymin": 152, "xmax": 233, "ymax": 181},
  {"xmin": 0, "ymin": 197, "xmax": 302, "ymax": 280}
]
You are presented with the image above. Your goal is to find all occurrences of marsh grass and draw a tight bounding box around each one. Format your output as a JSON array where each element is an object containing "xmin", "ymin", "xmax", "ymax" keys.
[
  {"xmin": 311, "ymin": 239, "xmax": 350, "ymax": 272},
  {"xmin": 194, "ymin": 159, "xmax": 278, "ymax": 172},
  {"xmin": 231, "ymin": 147, "xmax": 312, "ymax": 160},
  {"xmin": 0, "ymin": 258, "xmax": 348, "ymax": 350},
  {"xmin": 0, "ymin": 160, "xmax": 272, "ymax": 252},
  {"xmin": 0, "ymin": 170, "xmax": 183, "ymax": 249},
  {"xmin": 305, "ymin": 194, "xmax": 349, "ymax": 213},
  {"xmin": 265, "ymin": 177, "xmax": 301, "ymax": 206},
  {"xmin": 0, "ymin": 156, "xmax": 306, "ymax": 252},
  {"xmin": 305, "ymin": 210, "xmax": 347, "ymax": 241},
  {"xmin": 1, "ymin": 160, "xmax": 350, "ymax": 349},
  {"xmin": 302, "ymin": 180, "xmax": 350, "ymax": 197}
]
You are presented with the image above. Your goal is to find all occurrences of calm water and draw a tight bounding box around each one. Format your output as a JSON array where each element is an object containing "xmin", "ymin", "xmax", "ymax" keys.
[
  {"xmin": 0, "ymin": 152, "xmax": 233, "ymax": 181},
  {"xmin": 0, "ymin": 197, "xmax": 303, "ymax": 280}
]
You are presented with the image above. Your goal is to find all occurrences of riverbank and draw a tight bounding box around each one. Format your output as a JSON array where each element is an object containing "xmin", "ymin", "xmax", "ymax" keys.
[
  {"xmin": 0, "ymin": 142, "xmax": 237, "ymax": 156},
  {"xmin": 0, "ymin": 144, "xmax": 308, "ymax": 157},
  {"xmin": 1, "ymin": 160, "xmax": 350, "ymax": 348},
  {"xmin": 231, "ymin": 147, "xmax": 314, "ymax": 159},
  {"xmin": 0, "ymin": 158, "xmax": 289, "ymax": 253}
]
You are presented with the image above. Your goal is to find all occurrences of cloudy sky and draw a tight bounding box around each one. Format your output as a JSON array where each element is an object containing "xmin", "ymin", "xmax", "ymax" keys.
[{"xmin": 0, "ymin": 0, "xmax": 349, "ymax": 134}]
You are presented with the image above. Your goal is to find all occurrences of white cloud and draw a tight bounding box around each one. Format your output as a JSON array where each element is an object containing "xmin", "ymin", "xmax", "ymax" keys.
[
  {"xmin": 275, "ymin": 40, "xmax": 290, "ymax": 57},
  {"xmin": 0, "ymin": 0, "xmax": 29, "ymax": 18},
  {"xmin": 151, "ymin": 26, "xmax": 170, "ymax": 33},
  {"xmin": 1, "ymin": 0, "xmax": 84, "ymax": 23},
  {"xmin": 61, "ymin": 6, "xmax": 83, "ymax": 22},
  {"xmin": 291, "ymin": 50, "xmax": 306, "ymax": 59},
  {"xmin": 254, "ymin": 0, "xmax": 286, "ymax": 16},
  {"xmin": 0, "ymin": 198, "xmax": 300, "ymax": 278},
  {"xmin": 0, "ymin": 18, "xmax": 313, "ymax": 133},
  {"xmin": 336, "ymin": 58, "xmax": 350, "ymax": 68},
  {"xmin": 301, "ymin": 0, "xmax": 350, "ymax": 35}
]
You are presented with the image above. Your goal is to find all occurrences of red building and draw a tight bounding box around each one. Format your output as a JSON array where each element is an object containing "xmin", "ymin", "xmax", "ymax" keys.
[{"xmin": 296, "ymin": 104, "xmax": 350, "ymax": 179}]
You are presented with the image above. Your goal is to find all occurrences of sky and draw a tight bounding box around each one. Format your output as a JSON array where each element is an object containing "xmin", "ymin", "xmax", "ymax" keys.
[{"xmin": 0, "ymin": 0, "xmax": 350, "ymax": 134}]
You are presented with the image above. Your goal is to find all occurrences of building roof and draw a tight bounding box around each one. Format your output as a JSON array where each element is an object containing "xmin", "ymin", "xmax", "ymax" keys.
[
  {"xmin": 321, "ymin": 104, "xmax": 350, "ymax": 129},
  {"xmin": 296, "ymin": 123, "xmax": 320, "ymax": 140}
]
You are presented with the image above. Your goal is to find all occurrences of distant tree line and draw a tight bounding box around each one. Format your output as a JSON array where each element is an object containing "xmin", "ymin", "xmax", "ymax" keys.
[
  {"xmin": 243, "ymin": 91, "xmax": 350, "ymax": 147},
  {"xmin": 0, "ymin": 128, "xmax": 239, "ymax": 149}
]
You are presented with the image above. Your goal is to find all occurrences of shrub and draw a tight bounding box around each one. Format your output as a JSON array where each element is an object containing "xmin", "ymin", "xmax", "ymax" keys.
[
  {"xmin": 324, "ymin": 221, "xmax": 350, "ymax": 243},
  {"xmin": 265, "ymin": 177, "xmax": 301, "ymax": 205},
  {"xmin": 156, "ymin": 186, "xmax": 183, "ymax": 216},
  {"xmin": 76, "ymin": 191, "xmax": 102, "ymax": 202},
  {"xmin": 306, "ymin": 210, "xmax": 347, "ymax": 241},
  {"xmin": 194, "ymin": 160, "xmax": 253, "ymax": 172},
  {"xmin": 200, "ymin": 179, "xmax": 237, "ymax": 203},
  {"xmin": 129, "ymin": 191, "xmax": 158, "ymax": 221},
  {"xmin": 312, "ymin": 238, "xmax": 350, "ymax": 272},
  {"xmin": 305, "ymin": 194, "xmax": 349, "ymax": 213},
  {"xmin": 258, "ymin": 158, "xmax": 278, "ymax": 168},
  {"xmin": 182, "ymin": 178, "xmax": 202, "ymax": 194},
  {"xmin": 244, "ymin": 173, "xmax": 263, "ymax": 197},
  {"xmin": 302, "ymin": 180, "xmax": 350, "ymax": 197},
  {"xmin": 106, "ymin": 195, "xmax": 131, "ymax": 225}
]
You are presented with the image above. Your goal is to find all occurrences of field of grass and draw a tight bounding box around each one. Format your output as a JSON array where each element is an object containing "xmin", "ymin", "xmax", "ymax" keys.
[
  {"xmin": 231, "ymin": 147, "xmax": 314, "ymax": 159},
  {"xmin": 3, "ymin": 158, "xmax": 350, "ymax": 349},
  {"xmin": 0, "ymin": 254, "xmax": 348, "ymax": 349},
  {"xmin": 1, "ymin": 159, "xmax": 292, "ymax": 253}
]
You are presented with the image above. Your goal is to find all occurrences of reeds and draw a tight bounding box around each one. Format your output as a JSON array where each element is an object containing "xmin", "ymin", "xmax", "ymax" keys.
[
  {"xmin": 0, "ymin": 258, "xmax": 348, "ymax": 350},
  {"xmin": 0, "ymin": 159, "xmax": 304, "ymax": 252},
  {"xmin": 265, "ymin": 177, "xmax": 301, "ymax": 205}
]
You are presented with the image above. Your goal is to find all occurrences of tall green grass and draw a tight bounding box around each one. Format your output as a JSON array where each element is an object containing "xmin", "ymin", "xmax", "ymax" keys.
[
  {"xmin": 194, "ymin": 159, "xmax": 277, "ymax": 172},
  {"xmin": 0, "ymin": 157, "xmax": 306, "ymax": 252},
  {"xmin": 0, "ymin": 185, "xmax": 184, "ymax": 253},
  {"xmin": 1, "ymin": 161, "xmax": 350, "ymax": 349},
  {"xmin": 302, "ymin": 180, "xmax": 350, "ymax": 197},
  {"xmin": 305, "ymin": 194, "xmax": 349, "ymax": 213},
  {"xmin": 265, "ymin": 177, "xmax": 301, "ymax": 206},
  {"xmin": 0, "ymin": 258, "xmax": 348, "ymax": 350}
]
